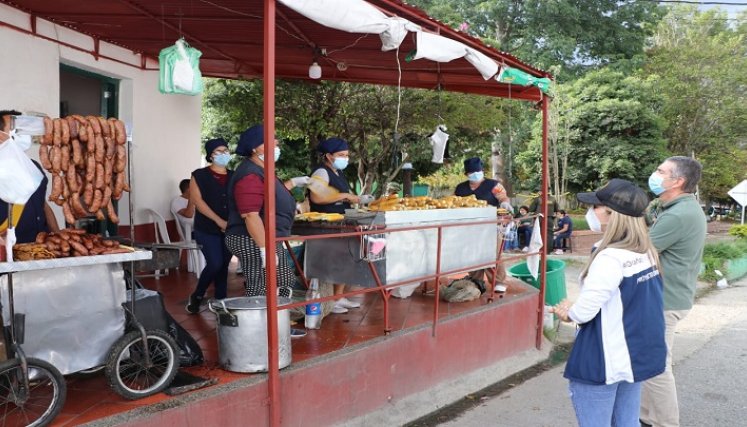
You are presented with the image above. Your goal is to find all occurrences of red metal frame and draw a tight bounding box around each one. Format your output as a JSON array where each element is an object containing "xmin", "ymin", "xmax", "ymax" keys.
[
  {"xmin": 537, "ymin": 96, "xmax": 550, "ymax": 349},
  {"xmin": 263, "ymin": 2, "xmax": 280, "ymax": 425}
]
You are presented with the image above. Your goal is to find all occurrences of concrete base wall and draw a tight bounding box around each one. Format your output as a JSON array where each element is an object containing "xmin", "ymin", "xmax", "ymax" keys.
[{"xmin": 93, "ymin": 290, "xmax": 543, "ymax": 427}]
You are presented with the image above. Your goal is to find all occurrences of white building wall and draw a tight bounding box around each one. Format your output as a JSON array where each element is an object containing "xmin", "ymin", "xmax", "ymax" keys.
[{"xmin": 0, "ymin": 3, "xmax": 204, "ymax": 228}]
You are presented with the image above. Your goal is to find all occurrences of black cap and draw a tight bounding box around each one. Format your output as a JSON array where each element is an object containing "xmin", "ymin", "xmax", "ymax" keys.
[{"xmin": 576, "ymin": 178, "xmax": 649, "ymax": 217}]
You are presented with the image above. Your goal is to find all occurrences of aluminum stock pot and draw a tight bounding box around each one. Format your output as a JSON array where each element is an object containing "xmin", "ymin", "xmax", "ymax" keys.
[{"xmin": 209, "ymin": 296, "xmax": 292, "ymax": 373}]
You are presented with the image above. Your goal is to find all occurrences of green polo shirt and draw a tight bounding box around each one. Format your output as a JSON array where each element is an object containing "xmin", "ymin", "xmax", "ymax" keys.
[{"xmin": 649, "ymin": 193, "xmax": 706, "ymax": 310}]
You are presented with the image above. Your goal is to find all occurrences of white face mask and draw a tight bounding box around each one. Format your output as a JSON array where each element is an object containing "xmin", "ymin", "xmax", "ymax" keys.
[
  {"xmin": 585, "ymin": 207, "xmax": 602, "ymax": 232},
  {"xmin": 258, "ymin": 146, "xmax": 281, "ymax": 163}
]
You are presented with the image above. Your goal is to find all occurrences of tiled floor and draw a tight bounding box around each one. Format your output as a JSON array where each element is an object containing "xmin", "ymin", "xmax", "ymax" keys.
[{"xmin": 45, "ymin": 257, "xmax": 530, "ymax": 426}]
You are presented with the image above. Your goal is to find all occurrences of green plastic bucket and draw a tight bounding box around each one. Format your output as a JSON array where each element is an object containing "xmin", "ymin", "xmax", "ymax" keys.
[{"xmin": 507, "ymin": 259, "xmax": 567, "ymax": 305}]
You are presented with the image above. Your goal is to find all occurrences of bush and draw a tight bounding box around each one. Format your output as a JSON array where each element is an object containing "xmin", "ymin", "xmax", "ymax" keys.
[
  {"xmin": 728, "ymin": 224, "xmax": 747, "ymax": 238},
  {"xmin": 700, "ymin": 240, "xmax": 747, "ymax": 282}
]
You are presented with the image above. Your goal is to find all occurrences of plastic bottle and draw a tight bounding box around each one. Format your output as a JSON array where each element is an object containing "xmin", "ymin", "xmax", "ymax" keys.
[{"xmin": 304, "ymin": 278, "xmax": 322, "ymax": 329}]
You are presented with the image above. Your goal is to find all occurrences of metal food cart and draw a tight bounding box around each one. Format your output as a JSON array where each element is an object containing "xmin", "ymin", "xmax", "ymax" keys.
[
  {"xmin": 0, "ymin": 250, "xmax": 151, "ymax": 374},
  {"xmin": 304, "ymin": 207, "xmax": 498, "ymax": 286}
]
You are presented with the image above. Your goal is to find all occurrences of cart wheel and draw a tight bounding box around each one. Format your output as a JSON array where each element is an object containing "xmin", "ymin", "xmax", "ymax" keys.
[
  {"xmin": 105, "ymin": 330, "xmax": 179, "ymax": 400},
  {"xmin": 0, "ymin": 357, "xmax": 66, "ymax": 427}
]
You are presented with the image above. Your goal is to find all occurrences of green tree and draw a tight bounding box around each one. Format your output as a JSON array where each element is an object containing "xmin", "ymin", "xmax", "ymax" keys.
[
  {"xmin": 641, "ymin": 7, "xmax": 747, "ymax": 202},
  {"xmin": 202, "ymin": 79, "xmax": 507, "ymax": 196},
  {"xmin": 408, "ymin": 0, "xmax": 663, "ymax": 79},
  {"xmin": 516, "ymin": 69, "xmax": 667, "ymax": 195}
]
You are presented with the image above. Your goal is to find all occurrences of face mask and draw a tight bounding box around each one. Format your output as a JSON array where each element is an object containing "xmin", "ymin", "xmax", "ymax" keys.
[
  {"xmin": 258, "ymin": 146, "xmax": 281, "ymax": 163},
  {"xmin": 212, "ymin": 152, "xmax": 231, "ymax": 167},
  {"xmin": 332, "ymin": 157, "xmax": 349, "ymax": 170},
  {"xmin": 468, "ymin": 171, "xmax": 484, "ymax": 182},
  {"xmin": 648, "ymin": 173, "xmax": 666, "ymax": 196},
  {"xmin": 585, "ymin": 207, "xmax": 602, "ymax": 232}
]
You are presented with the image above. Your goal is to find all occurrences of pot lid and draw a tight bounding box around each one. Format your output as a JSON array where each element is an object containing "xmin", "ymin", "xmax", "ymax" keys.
[{"xmin": 217, "ymin": 296, "xmax": 292, "ymax": 310}]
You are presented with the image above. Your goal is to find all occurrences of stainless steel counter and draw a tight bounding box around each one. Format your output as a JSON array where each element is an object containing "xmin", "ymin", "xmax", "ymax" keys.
[{"xmin": 304, "ymin": 207, "xmax": 498, "ymax": 286}]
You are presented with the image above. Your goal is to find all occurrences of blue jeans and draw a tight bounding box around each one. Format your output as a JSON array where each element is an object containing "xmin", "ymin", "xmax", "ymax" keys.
[
  {"xmin": 518, "ymin": 226, "xmax": 532, "ymax": 247},
  {"xmin": 193, "ymin": 229, "xmax": 231, "ymax": 300},
  {"xmin": 569, "ymin": 380, "xmax": 641, "ymax": 427},
  {"xmin": 553, "ymin": 232, "xmax": 571, "ymax": 250}
]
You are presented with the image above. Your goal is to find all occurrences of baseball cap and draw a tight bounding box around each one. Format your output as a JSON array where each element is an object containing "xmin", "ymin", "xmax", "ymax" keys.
[{"xmin": 576, "ymin": 178, "xmax": 649, "ymax": 217}]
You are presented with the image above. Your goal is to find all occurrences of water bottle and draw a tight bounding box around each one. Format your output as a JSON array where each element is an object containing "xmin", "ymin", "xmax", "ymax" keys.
[{"xmin": 304, "ymin": 278, "xmax": 322, "ymax": 329}]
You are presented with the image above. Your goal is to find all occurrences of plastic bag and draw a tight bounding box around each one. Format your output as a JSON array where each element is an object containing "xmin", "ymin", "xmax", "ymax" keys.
[
  {"xmin": 0, "ymin": 133, "xmax": 43, "ymax": 204},
  {"xmin": 159, "ymin": 39, "xmax": 204, "ymax": 95}
]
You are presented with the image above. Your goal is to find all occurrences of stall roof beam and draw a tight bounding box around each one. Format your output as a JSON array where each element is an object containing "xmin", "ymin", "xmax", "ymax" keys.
[{"xmin": 0, "ymin": 0, "xmax": 551, "ymax": 102}]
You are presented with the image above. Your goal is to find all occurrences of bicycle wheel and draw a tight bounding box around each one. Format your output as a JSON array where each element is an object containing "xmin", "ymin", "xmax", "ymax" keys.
[
  {"xmin": 105, "ymin": 330, "xmax": 179, "ymax": 400},
  {"xmin": 0, "ymin": 357, "xmax": 66, "ymax": 427}
]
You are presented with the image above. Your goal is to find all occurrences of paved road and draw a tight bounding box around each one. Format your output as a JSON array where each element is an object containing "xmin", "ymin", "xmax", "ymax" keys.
[{"xmin": 437, "ymin": 274, "xmax": 747, "ymax": 427}]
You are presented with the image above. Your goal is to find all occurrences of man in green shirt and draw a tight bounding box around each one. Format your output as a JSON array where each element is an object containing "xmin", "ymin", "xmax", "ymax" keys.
[{"xmin": 640, "ymin": 156, "xmax": 706, "ymax": 427}]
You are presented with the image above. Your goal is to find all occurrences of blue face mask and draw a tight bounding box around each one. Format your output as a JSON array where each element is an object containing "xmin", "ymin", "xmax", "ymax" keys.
[
  {"xmin": 468, "ymin": 171, "xmax": 484, "ymax": 182},
  {"xmin": 332, "ymin": 157, "xmax": 349, "ymax": 170},
  {"xmin": 648, "ymin": 173, "xmax": 666, "ymax": 195},
  {"xmin": 212, "ymin": 152, "xmax": 231, "ymax": 167},
  {"xmin": 258, "ymin": 147, "xmax": 281, "ymax": 163}
]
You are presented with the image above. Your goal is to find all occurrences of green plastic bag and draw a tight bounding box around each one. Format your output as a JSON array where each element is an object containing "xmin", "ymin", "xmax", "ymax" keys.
[
  {"xmin": 496, "ymin": 67, "xmax": 551, "ymax": 94},
  {"xmin": 159, "ymin": 39, "xmax": 204, "ymax": 95}
]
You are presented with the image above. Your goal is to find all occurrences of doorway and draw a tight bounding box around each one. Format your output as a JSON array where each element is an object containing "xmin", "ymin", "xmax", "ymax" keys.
[{"xmin": 59, "ymin": 64, "xmax": 120, "ymax": 235}]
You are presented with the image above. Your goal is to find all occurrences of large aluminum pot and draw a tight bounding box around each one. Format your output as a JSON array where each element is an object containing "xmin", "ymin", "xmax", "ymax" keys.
[{"xmin": 209, "ymin": 296, "xmax": 292, "ymax": 373}]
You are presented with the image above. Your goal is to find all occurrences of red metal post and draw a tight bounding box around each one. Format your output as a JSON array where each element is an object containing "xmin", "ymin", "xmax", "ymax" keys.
[
  {"xmin": 432, "ymin": 227, "xmax": 443, "ymax": 337},
  {"xmin": 263, "ymin": 1, "xmax": 281, "ymax": 426},
  {"xmin": 537, "ymin": 95, "xmax": 550, "ymax": 349},
  {"xmin": 367, "ymin": 262, "xmax": 392, "ymax": 334}
]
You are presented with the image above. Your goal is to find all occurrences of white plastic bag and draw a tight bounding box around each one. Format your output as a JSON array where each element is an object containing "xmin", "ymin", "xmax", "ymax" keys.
[
  {"xmin": 173, "ymin": 39, "xmax": 196, "ymax": 92},
  {"xmin": 0, "ymin": 134, "xmax": 43, "ymax": 205}
]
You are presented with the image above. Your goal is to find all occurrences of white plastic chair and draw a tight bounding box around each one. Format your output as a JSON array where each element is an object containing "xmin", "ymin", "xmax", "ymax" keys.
[
  {"xmin": 143, "ymin": 208, "xmax": 198, "ymax": 278},
  {"xmin": 170, "ymin": 207, "xmax": 206, "ymax": 275}
]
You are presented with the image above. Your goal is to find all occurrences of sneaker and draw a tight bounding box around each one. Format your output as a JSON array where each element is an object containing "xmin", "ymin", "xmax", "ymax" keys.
[
  {"xmin": 553, "ymin": 249, "xmax": 564, "ymax": 255},
  {"xmin": 521, "ymin": 247, "xmax": 529, "ymax": 253},
  {"xmin": 185, "ymin": 294, "xmax": 203, "ymax": 314},
  {"xmin": 337, "ymin": 297, "xmax": 361, "ymax": 309},
  {"xmin": 494, "ymin": 284, "xmax": 507, "ymax": 293},
  {"xmin": 290, "ymin": 328, "xmax": 307, "ymax": 339},
  {"xmin": 331, "ymin": 303, "xmax": 349, "ymax": 314}
]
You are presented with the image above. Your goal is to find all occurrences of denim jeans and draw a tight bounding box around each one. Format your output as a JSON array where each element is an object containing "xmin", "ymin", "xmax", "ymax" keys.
[
  {"xmin": 193, "ymin": 229, "xmax": 231, "ymax": 300},
  {"xmin": 569, "ymin": 380, "xmax": 641, "ymax": 427}
]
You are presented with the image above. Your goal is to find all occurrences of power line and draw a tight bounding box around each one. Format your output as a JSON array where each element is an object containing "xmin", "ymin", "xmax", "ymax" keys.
[{"xmin": 639, "ymin": 0, "xmax": 747, "ymax": 5}]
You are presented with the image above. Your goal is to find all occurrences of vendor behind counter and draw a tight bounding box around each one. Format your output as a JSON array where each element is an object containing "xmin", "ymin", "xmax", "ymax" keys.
[{"xmin": 0, "ymin": 110, "xmax": 59, "ymax": 243}]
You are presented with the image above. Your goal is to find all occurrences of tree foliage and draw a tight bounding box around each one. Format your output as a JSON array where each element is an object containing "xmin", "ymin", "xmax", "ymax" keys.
[
  {"xmin": 408, "ymin": 0, "xmax": 663, "ymax": 79},
  {"xmin": 202, "ymin": 79, "xmax": 506, "ymax": 196},
  {"xmin": 516, "ymin": 69, "xmax": 667, "ymax": 195},
  {"xmin": 640, "ymin": 7, "xmax": 747, "ymax": 202}
]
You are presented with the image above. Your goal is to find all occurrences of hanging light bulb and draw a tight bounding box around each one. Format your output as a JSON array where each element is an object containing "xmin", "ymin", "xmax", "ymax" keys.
[{"xmin": 308, "ymin": 61, "xmax": 322, "ymax": 79}]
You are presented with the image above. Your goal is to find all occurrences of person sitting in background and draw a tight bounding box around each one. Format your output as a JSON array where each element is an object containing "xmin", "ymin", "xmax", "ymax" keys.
[
  {"xmin": 552, "ymin": 209, "xmax": 573, "ymax": 254},
  {"xmin": 499, "ymin": 209, "xmax": 519, "ymax": 252},
  {"xmin": 0, "ymin": 109, "xmax": 59, "ymax": 244},
  {"xmin": 516, "ymin": 205, "xmax": 533, "ymax": 251},
  {"xmin": 171, "ymin": 179, "xmax": 194, "ymax": 229}
]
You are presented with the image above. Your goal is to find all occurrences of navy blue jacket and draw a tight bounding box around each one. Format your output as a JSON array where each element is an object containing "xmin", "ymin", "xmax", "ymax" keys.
[{"xmin": 191, "ymin": 167, "xmax": 233, "ymax": 235}]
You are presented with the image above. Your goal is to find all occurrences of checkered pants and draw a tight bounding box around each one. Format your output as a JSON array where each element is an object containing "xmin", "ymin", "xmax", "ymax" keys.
[{"xmin": 225, "ymin": 234, "xmax": 294, "ymax": 298}]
